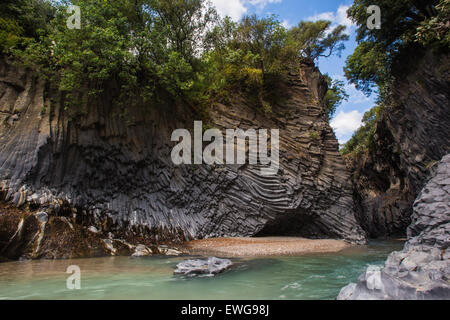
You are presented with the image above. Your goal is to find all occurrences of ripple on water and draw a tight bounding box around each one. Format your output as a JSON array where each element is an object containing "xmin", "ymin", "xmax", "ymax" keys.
[{"xmin": 0, "ymin": 240, "xmax": 404, "ymax": 300}]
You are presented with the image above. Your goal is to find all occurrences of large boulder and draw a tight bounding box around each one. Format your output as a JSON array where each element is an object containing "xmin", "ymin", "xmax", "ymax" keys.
[
  {"xmin": 174, "ymin": 257, "xmax": 233, "ymax": 276},
  {"xmin": 338, "ymin": 154, "xmax": 450, "ymax": 300}
]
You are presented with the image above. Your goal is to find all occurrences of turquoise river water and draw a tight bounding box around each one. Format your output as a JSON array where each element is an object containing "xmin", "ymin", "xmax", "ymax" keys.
[{"xmin": 0, "ymin": 240, "xmax": 403, "ymax": 300}]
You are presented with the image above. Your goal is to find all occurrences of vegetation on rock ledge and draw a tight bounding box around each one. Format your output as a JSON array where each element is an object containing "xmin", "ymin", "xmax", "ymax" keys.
[
  {"xmin": 1, "ymin": 0, "xmax": 350, "ymax": 117},
  {"xmin": 341, "ymin": 0, "xmax": 449, "ymax": 155}
]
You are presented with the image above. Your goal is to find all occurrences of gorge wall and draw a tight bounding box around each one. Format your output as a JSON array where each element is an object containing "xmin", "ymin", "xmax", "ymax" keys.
[
  {"xmin": 346, "ymin": 50, "xmax": 450, "ymax": 238},
  {"xmin": 338, "ymin": 153, "xmax": 450, "ymax": 300},
  {"xmin": 0, "ymin": 58, "xmax": 365, "ymax": 260}
]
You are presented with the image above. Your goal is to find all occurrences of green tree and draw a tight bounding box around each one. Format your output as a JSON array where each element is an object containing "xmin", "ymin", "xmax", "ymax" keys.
[
  {"xmin": 15, "ymin": 0, "xmax": 220, "ymax": 109},
  {"xmin": 340, "ymin": 105, "xmax": 383, "ymax": 155},
  {"xmin": 288, "ymin": 21, "xmax": 349, "ymax": 61},
  {"xmin": 5, "ymin": 0, "xmax": 357, "ymax": 118},
  {"xmin": 231, "ymin": 15, "xmax": 290, "ymax": 75},
  {"xmin": 416, "ymin": 0, "xmax": 450, "ymax": 47},
  {"xmin": 344, "ymin": 0, "xmax": 444, "ymax": 96},
  {"xmin": 149, "ymin": 0, "xmax": 218, "ymax": 61},
  {"xmin": 323, "ymin": 75, "xmax": 349, "ymax": 119},
  {"xmin": 0, "ymin": 0, "xmax": 54, "ymax": 53}
]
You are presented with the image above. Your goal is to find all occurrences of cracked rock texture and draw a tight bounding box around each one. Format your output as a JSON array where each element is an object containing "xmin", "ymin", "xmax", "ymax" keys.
[
  {"xmin": 346, "ymin": 50, "xmax": 450, "ymax": 237},
  {"xmin": 174, "ymin": 257, "xmax": 233, "ymax": 276},
  {"xmin": 0, "ymin": 57, "xmax": 366, "ymax": 260},
  {"xmin": 338, "ymin": 154, "xmax": 450, "ymax": 300}
]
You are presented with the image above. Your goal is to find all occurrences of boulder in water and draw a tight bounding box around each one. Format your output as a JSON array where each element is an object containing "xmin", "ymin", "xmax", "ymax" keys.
[
  {"xmin": 338, "ymin": 154, "xmax": 450, "ymax": 300},
  {"xmin": 174, "ymin": 257, "xmax": 232, "ymax": 276}
]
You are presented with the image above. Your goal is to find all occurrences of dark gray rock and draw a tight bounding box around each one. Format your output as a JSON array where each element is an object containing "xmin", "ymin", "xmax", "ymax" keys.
[
  {"xmin": 338, "ymin": 154, "xmax": 450, "ymax": 300},
  {"xmin": 174, "ymin": 257, "xmax": 232, "ymax": 276},
  {"xmin": 346, "ymin": 50, "xmax": 450, "ymax": 238},
  {"xmin": 0, "ymin": 57, "xmax": 366, "ymax": 252}
]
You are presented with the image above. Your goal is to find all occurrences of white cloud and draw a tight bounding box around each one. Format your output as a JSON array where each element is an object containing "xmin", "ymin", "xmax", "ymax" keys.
[
  {"xmin": 307, "ymin": 5, "xmax": 354, "ymax": 34},
  {"xmin": 336, "ymin": 5, "xmax": 354, "ymax": 28},
  {"xmin": 211, "ymin": 0, "xmax": 247, "ymax": 21},
  {"xmin": 331, "ymin": 74, "xmax": 370, "ymax": 106},
  {"xmin": 331, "ymin": 110, "xmax": 363, "ymax": 142},
  {"xmin": 308, "ymin": 11, "xmax": 335, "ymax": 22},
  {"xmin": 282, "ymin": 19, "xmax": 292, "ymax": 29},
  {"xmin": 211, "ymin": 0, "xmax": 282, "ymax": 21},
  {"xmin": 247, "ymin": 0, "xmax": 283, "ymax": 11}
]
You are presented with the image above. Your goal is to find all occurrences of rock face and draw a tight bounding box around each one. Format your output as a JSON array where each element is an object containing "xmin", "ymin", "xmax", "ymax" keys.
[
  {"xmin": 338, "ymin": 154, "xmax": 450, "ymax": 300},
  {"xmin": 0, "ymin": 56, "xmax": 366, "ymax": 260},
  {"xmin": 347, "ymin": 50, "xmax": 450, "ymax": 237},
  {"xmin": 174, "ymin": 257, "xmax": 233, "ymax": 276},
  {"xmin": 0, "ymin": 200, "xmax": 185, "ymax": 260},
  {"xmin": 0, "ymin": 202, "xmax": 127, "ymax": 260}
]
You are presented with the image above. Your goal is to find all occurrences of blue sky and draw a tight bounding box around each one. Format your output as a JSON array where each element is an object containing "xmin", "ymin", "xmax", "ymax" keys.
[{"xmin": 211, "ymin": 0, "xmax": 377, "ymax": 144}]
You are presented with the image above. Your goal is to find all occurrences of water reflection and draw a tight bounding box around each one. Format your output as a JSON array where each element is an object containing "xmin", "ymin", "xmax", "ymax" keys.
[{"xmin": 0, "ymin": 240, "xmax": 404, "ymax": 300}]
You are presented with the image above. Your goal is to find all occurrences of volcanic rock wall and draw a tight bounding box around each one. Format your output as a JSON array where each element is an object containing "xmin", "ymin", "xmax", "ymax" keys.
[
  {"xmin": 338, "ymin": 154, "xmax": 450, "ymax": 300},
  {"xmin": 347, "ymin": 50, "xmax": 450, "ymax": 237},
  {"xmin": 0, "ymin": 57, "xmax": 366, "ymax": 259}
]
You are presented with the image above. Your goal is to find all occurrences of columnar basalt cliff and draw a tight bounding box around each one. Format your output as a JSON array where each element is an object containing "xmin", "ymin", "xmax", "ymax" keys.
[
  {"xmin": 0, "ymin": 58, "xmax": 365, "ymax": 260},
  {"xmin": 338, "ymin": 154, "xmax": 450, "ymax": 300},
  {"xmin": 346, "ymin": 50, "xmax": 450, "ymax": 238}
]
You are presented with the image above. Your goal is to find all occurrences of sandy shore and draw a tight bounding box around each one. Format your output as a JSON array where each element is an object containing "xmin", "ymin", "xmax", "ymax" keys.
[{"xmin": 181, "ymin": 237, "xmax": 352, "ymax": 257}]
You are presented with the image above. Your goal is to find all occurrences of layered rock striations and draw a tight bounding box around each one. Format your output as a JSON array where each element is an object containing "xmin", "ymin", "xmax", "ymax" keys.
[
  {"xmin": 0, "ymin": 58, "xmax": 365, "ymax": 260},
  {"xmin": 347, "ymin": 50, "xmax": 450, "ymax": 238},
  {"xmin": 338, "ymin": 154, "xmax": 450, "ymax": 300}
]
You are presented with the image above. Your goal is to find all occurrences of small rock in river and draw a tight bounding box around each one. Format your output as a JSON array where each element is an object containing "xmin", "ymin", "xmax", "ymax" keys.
[
  {"xmin": 132, "ymin": 244, "xmax": 152, "ymax": 257},
  {"xmin": 158, "ymin": 245, "xmax": 182, "ymax": 256},
  {"xmin": 174, "ymin": 257, "xmax": 232, "ymax": 276}
]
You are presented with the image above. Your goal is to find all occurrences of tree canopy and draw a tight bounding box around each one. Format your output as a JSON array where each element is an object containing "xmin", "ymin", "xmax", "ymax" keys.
[
  {"xmin": 323, "ymin": 75, "xmax": 349, "ymax": 119},
  {"xmin": 0, "ymin": 0, "xmax": 54, "ymax": 52},
  {"xmin": 341, "ymin": 0, "xmax": 449, "ymax": 155},
  {"xmin": 2, "ymin": 0, "xmax": 351, "ymax": 116},
  {"xmin": 289, "ymin": 21, "xmax": 349, "ymax": 61},
  {"xmin": 344, "ymin": 0, "xmax": 448, "ymax": 96}
]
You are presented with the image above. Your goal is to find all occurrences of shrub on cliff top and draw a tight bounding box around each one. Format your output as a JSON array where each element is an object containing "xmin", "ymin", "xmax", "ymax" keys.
[
  {"xmin": 340, "ymin": 105, "xmax": 383, "ymax": 156},
  {"xmin": 342, "ymin": 0, "xmax": 448, "ymax": 155},
  {"xmin": 5, "ymin": 0, "xmax": 350, "ymax": 116},
  {"xmin": 0, "ymin": 0, "xmax": 54, "ymax": 53}
]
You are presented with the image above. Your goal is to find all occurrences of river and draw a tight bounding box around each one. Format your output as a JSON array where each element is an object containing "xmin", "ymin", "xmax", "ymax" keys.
[{"xmin": 0, "ymin": 240, "xmax": 404, "ymax": 300}]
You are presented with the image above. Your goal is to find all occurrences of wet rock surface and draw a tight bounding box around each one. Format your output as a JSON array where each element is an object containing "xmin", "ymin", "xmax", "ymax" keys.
[
  {"xmin": 0, "ymin": 56, "xmax": 365, "ymax": 260},
  {"xmin": 338, "ymin": 154, "xmax": 450, "ymax": 300},
  {"xmin": 174, "ymin": 257, "xmax": 233, "ymax": 276}
]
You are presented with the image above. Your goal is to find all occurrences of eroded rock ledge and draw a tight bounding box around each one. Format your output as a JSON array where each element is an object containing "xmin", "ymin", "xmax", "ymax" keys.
[
  {"xmin": 0, "ymin": 57, "xmax": 365, "ymax": 260},
  {"xmin": 338, "ymin": 154, "xmax": 450, "ymax": 300}
]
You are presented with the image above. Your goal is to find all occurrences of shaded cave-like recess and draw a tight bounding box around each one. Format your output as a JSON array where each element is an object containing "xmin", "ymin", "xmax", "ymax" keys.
[{"xmin": 254, "ymin": 211, "xmax": 329, "ymax": 239}]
